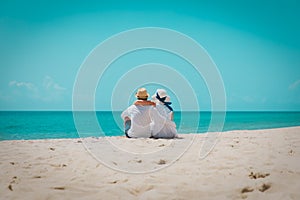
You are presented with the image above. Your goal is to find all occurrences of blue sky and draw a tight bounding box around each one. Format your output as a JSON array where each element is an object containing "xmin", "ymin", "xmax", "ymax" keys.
[{"xmin": 0, "ymin": 0, "xmax": 299, "ymax": 111}]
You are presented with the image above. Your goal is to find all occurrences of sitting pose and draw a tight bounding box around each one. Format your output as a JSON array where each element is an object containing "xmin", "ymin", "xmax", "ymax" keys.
[
  {"xmin": 121, "ymin": 88, "xmax": 155, "ymax": 138},
  {"xmin": 149, "ymin": 89, "xmax": 178, "ymax": 139}
]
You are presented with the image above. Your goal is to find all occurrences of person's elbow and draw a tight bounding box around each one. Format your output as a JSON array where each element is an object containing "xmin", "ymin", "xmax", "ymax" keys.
[{"xmin": 124, "ymin": 116, "xmax": 130, "ymax": 121}]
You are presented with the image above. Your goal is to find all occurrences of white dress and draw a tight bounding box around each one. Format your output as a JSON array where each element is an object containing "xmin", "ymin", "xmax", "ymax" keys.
[{"xmin": 150, "ymin": 103, "xmax": 178, "ymax": 138}]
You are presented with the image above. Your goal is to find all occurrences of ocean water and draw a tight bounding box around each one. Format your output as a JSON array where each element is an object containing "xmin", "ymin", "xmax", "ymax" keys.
[{"xmin": 0, "ymin": 111, "xmax": 299, "ymax": 140}]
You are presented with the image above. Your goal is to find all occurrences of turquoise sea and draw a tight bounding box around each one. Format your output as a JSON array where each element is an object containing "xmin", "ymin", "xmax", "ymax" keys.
[{"xmin": 0, "ymin": 111, "xmax": 299, "ymax": 140}]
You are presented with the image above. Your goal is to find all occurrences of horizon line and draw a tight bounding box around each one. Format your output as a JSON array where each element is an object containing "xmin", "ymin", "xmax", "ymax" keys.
[{"xmin": 0, "ymin": 110, "xmax": 300, "ymax": 112}]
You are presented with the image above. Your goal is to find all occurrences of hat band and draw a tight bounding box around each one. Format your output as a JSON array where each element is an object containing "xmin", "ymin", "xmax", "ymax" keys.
[{"xmin": 156, "ymin": 92, "xmax": 173, "ymax": 111}]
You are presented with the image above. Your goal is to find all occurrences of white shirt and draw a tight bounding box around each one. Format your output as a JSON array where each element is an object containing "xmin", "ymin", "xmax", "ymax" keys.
[
  {"xmin": 121, "ymin": 105, "xmax": 154, "ymax": 138},
  {"xmin": 150, "ymin": 103, "xmax": 178, "ymax": 138}
]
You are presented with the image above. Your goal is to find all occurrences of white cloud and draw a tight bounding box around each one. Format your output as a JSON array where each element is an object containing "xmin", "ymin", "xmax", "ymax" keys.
[
  {"xmin": 9, "ymin": 80, "xmax": 37, "ymax": 91},
  {"xmin": 43, "ymin": 76, "xmax": 66, "ymax": 91},
  {"xmin": 289, "ymin": 79, "xmax": 300, "ymax": 90},
  {"xmin": 6, "ymin": 76, "xmax": 67, "ymax": 103},
  {"xmin": 9, "ymin": 80, "xmax": 39, "ymax": 100},
  {"xmin": 40, "ymin": 76, "xmax": 67, "ymax": 102}
]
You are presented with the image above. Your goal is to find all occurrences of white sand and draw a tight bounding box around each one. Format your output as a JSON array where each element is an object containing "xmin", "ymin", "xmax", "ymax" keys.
[{"xmin": 1, "ymin": 126, "xmax": 300, "ymax": 200}]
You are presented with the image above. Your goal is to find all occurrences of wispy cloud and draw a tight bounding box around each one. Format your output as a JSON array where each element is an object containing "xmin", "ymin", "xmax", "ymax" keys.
[
  {"xmin": 41, "ymin": 76, "xmax": 67, "ymax": 102},
  {"xmin": 7, "ymin": 76, "xmax": 67, "ymax": 102},
  {"xmin": 289, "ymin": 79, "xmax": 300, "ymax": 90},
  {"xmin": 9, "ymin": 80, "xmax": 37, "ymax": 91},
  {"xmin": 43, "ymin": 76, "xmax": 66, "ymax": 91},
  {"xmin": 9, "ymin": 80, "xmax": 39, "ymax": 100}
]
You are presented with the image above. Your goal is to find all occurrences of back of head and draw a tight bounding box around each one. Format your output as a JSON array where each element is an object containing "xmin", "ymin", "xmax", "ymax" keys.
[
  {"xmin": 135, "ymin": 88, "xmax": 149, "ymax": 100},
  {"xmin": 152, "ymin": 89, "xmax": 171, "ymax": 103}
]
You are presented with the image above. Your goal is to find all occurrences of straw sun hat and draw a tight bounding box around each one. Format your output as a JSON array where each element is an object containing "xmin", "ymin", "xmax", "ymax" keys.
[{"xmin": 135, "ymin": 88, "xmax": 149, "ymax": 99}]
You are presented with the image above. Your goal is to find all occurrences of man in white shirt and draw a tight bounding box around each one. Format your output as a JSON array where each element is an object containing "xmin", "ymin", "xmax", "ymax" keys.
[{"xmin": 121, "ymin": 88, "xmax": 155, "ymax": 138}]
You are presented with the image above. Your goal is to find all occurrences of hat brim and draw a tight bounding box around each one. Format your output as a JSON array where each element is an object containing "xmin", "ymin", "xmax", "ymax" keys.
[
  {"xmin": 152, "ymin": 93, "xmax": 170, "ymax": 102},
  {"xmin": 136, "ymin": 93, "xmax": 149, "ymax": 98}
]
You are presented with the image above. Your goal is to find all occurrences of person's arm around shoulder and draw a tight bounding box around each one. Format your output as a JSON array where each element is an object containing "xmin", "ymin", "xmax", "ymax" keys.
[{"xmin": 134, "ymin": 100, "xmax": 156, "ymax": 107}]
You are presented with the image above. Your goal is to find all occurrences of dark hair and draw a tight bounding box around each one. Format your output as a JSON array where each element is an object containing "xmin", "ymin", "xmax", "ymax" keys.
[{"xmin": 137, "ymin": 97, "xmax": 148, "ymax": 100}]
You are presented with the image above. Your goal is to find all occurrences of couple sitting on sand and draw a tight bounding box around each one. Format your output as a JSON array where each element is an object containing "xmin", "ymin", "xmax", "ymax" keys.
[{"xmin": 121, "ymin": 88, "xmax": 178, "ymax": 139}]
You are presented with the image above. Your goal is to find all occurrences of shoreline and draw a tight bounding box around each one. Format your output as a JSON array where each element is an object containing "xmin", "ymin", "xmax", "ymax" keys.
[
  {"xmin": 1, "ymin": 125, "xmax": 300, "ymax": 142},
  {"xmin": 1, "ymin": 126, "xmax": 300, "ymax": 199},
  {"xmin": 1, "ymin": 111, "xmax": 300, "ymax": 141}
]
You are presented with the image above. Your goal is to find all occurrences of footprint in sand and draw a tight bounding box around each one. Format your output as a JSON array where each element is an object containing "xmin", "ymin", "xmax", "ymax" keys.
[
  {"xmin": 53, "ymin": 186, "xmax": 66, "ymax": 190},
  {"xmin": 157, "ymin": 159, "xmax": 166, "ymax": 165},
  {"xmin": 112, "ymin": 161, "xmax": 118, "ymax": 166},
  {"xmin": 50, "ymin": 164, "xmax": 67, "ymax": 168},
  {"xmin": 241, "ymin": 186, "xmax": 254, "ymax": 194},
  {"xmin": 240, "ymin": 189, "xmax": 251, "ymax": 199},
  {"xmin": 258, "ymin": 183, "xmax": 271, "ymax": 192},
  {"xmin": 8, "ymin": 176, "xmax": 18, "ymax": 191},
  {"xmin": 23, "ymin": 164, "xmax": 32, "ymax": 169},
  {"xmin": 108, "ymin": 179, "xmax": 128, "ymax": 184},
  {"xmin": 128, "ymin": 185, "xmax": 154, "ymax": 196},
  {"xmin": 109, "ymin": 180, "xmax": 118, "ymax": 184},
  {"xmin": 248, "ymin": 172, "xmax": 270, "ymax": 179},
  {"xmin": 240, "ymin": 183, "xmax": 271, "ymax": 195},
  {"xmin": 288, "ymin": 149, "xmax": 294, "ymax": 155},
  {"xmin": 128, "ymin": 159, "xmax": 142, "ymax": 164},
  {"xmin": 8, "ymin": 184, "xmax": 13, "ymax": 191}
]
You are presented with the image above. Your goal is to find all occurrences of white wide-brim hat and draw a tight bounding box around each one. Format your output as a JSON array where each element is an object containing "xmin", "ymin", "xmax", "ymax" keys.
[{"xmin": 152, "ymin": 89, "xmax": 170, "ymax": 102}]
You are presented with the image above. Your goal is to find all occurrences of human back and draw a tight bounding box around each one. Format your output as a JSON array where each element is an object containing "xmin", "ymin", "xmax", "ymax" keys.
[
  {"xmin": 124, "ymin": 105, "xmax": 153, "ymax": 138},
  {"xmin": 121, "ymin": 88, "xmax": 154, "ymax": 138},
  {"xmin": 150, "ymin": 89, "xmax": 178, "ymax": 138}
]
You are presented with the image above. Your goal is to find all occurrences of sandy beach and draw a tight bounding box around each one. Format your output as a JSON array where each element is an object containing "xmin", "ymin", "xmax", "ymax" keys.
[{"xmin": 1, "ymin": 126, "xmax": 300, "ymax": 200}]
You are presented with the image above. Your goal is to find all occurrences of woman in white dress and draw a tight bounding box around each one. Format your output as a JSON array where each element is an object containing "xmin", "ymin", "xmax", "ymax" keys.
[{"xmin": 150, "ymin": 89, "xmax": 178, "ymax": 139}]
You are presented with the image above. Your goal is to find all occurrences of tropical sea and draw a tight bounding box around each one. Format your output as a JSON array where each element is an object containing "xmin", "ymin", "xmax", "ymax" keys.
[{"xmin": 0, "ymin": 111, "xmax": 299, "ymax": 140}]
